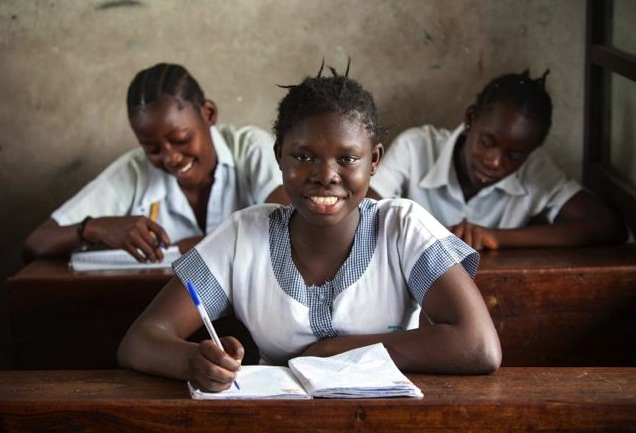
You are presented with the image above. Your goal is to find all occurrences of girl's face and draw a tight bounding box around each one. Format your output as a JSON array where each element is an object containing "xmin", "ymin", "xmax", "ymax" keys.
[
  {"xmin": 129, "ymin": 95, "xmax": 217, "ymax": 190},
  {"xmin": 459, "ymin": 101, "xmax": 543, "ymax": 191},
  {"xmin": 276, "ymin": 112, "xmax": 383, "ymax": 228}
]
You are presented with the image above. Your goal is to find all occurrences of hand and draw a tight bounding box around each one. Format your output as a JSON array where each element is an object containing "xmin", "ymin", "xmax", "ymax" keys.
[
  {"xmin": 188, "ymin": 337, "xmax": 244, "ymax": 392},
  {"xmin": 86, "ymin": 216, "xmax": 171, "ymax": 262},
  {"xmin": 448, "ymin": 219, "xmax": 499, "ymax": 251}
]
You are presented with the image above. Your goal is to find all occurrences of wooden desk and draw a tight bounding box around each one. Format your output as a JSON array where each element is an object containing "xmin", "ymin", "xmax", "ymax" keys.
[
  {"xmin": 0, "ymin": 368, "xmax": 634, "ymax": 432},
  {"xmin": 6, "ymin": 245, "xmax": 636, "ymax": 369},
  {"xmin": 477, "ymin": 245, "xmax": 636, "ymax": 366},
  {"xmin": 5, "ymin": 260, "xmax": 257, "ymax": 369}
]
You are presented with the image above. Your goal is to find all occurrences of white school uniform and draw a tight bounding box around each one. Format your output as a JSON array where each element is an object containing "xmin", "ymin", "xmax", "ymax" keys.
[
  {"xmin": 173, "ymin": 198, "xmax": 478, "ymax": 366},
  {"xmin": 52, "ymin": 125, "xmax": 282, "ymax": 241},
  {"xmin": 370, "ymin": 124, "xmax": 581, "ymax": 228}
]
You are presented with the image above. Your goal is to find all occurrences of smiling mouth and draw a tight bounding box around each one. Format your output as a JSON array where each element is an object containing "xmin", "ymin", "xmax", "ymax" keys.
[
  {"xmin": 310, "ymin": 196, "xmax": 340, "ymax": 206},
  {"xmin": 474, "ymin": 169, "xmax": 495, "ymax": 184},
  {"xmin": 175, "ymin": 160, "xmax": 194, "ymax": 175}
]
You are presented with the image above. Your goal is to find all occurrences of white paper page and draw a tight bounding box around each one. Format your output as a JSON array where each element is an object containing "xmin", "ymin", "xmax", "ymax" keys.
[
  {"xmin": 288, "ymin": 343, "xmax": 423, "ymax": 398},
  {"xmin": 188, "ymin": 365, "xmax": 311, "ymax": 400},
  {"xmin": 69, "ymin": 246, "xmax": 181, "ymax": 271}
]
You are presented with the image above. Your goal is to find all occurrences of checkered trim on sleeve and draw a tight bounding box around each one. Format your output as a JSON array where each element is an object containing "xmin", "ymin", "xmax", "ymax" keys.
[
  {"xmin": 172, "ymin": 249, "xmax": 232, "ymax": 320},
  {"xmin": 407, "ymin": 236, "xmax": 479, "ymax": 305}
]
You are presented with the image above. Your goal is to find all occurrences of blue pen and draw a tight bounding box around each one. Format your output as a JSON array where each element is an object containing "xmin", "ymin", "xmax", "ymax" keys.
[{"xmin": 186, "ymin": 281, "xmax": 240, "ymax": 390}]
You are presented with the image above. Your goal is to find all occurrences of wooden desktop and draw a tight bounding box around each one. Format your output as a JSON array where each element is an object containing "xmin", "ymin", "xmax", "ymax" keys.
[{"xmin": 0, "ymin": 367, "xmax": 634, "ymax": 432}]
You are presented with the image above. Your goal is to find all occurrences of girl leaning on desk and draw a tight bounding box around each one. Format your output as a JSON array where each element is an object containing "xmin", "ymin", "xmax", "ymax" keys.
[
  {"xmin": 23, "ymin": 63, "xmax": 288, "ymax": 264},
  {"xmin": 118, "ymin": 61, "xmax": 502, "ymax": 392}
]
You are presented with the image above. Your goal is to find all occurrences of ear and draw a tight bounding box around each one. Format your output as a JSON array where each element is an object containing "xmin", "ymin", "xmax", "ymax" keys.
[
  {"xmin": 370, "ymin": 143, "xmax": 384, "ymax": 176},
  {"xmin": 464, "ymin": 105, "xmax": 477, "ymax": 128},
  {"xmin": 200, "ymin": 99, "xmax": 218, "ymax": 126},
  {"xmin": 274, "ymin": 140, "xmax": 283, "ymax": 170}
]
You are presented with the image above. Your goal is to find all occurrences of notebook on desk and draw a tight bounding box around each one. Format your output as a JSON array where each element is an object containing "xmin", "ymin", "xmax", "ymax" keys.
[
  {"xmin": 69, "ymin": 246, "xmax": 181, "ymax": 271},
  {"xmin": 188, "ymin": 343, "xmax": 424, "ymax": 400}
]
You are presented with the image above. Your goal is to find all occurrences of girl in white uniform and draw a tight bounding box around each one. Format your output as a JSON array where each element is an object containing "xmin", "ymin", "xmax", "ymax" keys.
[
  {"xmin": 118, "ymin": 62, "xmax": 502, "ymax": 391},
  {"xmin": 24, "ymin": 63, "xmax": 287, "ymax": 263}
]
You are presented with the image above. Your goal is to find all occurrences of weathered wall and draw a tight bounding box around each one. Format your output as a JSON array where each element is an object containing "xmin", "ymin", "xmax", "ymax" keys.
[{"xmin": 0, "ymin": 0, "xmax": 586, "ymax": 366}]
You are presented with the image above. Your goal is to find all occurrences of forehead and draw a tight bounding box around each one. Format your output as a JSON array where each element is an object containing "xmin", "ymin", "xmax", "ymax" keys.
[
  {"xmin": 475, "ymin": 102, "xmax": 543, "ymax": 150},
  {"xmin": 129, "ymin": 95, "xmax": 199, "ymax": 135},
  {"xmin": 282, "ymin": 112, "xmax": 373, "ymax": 150}
]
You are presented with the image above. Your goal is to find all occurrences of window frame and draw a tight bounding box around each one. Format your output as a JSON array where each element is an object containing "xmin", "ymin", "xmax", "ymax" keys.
[{"xmin": 584, "ymin": 0, "xmax": 636, "ymax": 234}]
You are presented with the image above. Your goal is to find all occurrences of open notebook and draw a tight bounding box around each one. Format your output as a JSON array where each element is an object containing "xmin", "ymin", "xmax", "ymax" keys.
[
  {"xmin": 188, "ymin": 343, "xmax": 423, "ymax": 400},
  {"xmin": 69, "ymin": 246, "xmax": 181, "ymax": 271}
]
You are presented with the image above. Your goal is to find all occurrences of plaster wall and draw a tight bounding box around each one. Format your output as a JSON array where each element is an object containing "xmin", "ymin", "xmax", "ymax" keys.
[{"xmin": 0, "ymin": 0, "xmax": 586, "ymax": 366}]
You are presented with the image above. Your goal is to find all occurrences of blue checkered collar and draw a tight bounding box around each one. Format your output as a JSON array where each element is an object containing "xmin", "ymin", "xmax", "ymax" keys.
[{"xmin": 269, "ymin": 198, "xmax": 379, "ymax": 305}]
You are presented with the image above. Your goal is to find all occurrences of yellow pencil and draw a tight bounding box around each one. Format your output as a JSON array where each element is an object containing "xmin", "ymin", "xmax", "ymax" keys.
[{"xmin": 149, "ymin": 202, "xmax": 159, "ymax": 222}]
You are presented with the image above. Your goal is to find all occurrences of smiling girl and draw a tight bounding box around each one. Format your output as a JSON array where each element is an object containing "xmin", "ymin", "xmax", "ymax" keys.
[
  {"xmin": 369, "ymin": 70, "xmax": 627, "ymax": 250},
  {"xmin": 117, "ymin": 63, "xmax": 501, "ymax": 392},
  {"xmin": 24, "ymin": 63, "xmax": 287, "ymax": 262}
]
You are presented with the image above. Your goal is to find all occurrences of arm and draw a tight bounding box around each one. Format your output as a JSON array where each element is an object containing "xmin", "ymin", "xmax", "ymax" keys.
[
  {"xmin": 117, "ymin": 276, "xmax": 243, "ymax": 391},
  {"xmin": 301, "ymin": 264, "xmax": 501, "ymax": 374},
  {"xmin": 450, "ymin": 190, "xmax": 628, "ymax": 250},
  {"xmin": 23, "ymin": 215, "xmax": 171, "ymax": 262}
]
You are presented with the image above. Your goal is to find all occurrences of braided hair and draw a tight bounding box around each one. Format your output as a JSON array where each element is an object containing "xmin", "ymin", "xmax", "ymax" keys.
[
  {"xmin": 273, "ymin": 60, "xmax": 384, "ymax": 149},
  {"xmin": 471, "ymin": 69, "xmax": 552, "ymax": 143},
  {"xmin": 126, "ymin": 63, "xmax": 206, "ymax": 113}
]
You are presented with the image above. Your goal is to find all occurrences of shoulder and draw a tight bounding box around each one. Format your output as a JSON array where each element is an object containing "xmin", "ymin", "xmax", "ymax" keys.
[
  {"xmin": 95, "ymin": 148, "xmax": 150, "ymax": 182},
  {"xmin": 390, "ymin": 124, "xmax": 453, "ymax": 147},
  {"xmin": 385, "ymin": 125, "xmax": 455, "ymax": 162},
  {"xmin": 373, "ymin": 198, "xmax": 449, "ymax": 237},
  {"xmin": 517, "ymin": 147, "xmax": 572, "ymax": 184}
]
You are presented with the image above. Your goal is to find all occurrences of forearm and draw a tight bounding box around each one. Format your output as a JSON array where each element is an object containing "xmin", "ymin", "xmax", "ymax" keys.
[
  {"xmin": 117, "ymin": 323, "xmax": 198, "ymax": 381},
  {"xmin": 24, "ymin": 218, "xmax": 85, "ymax": 259},
  {"xmin": 302, "ymin": 325, "xmax": 500, "ymax": 375}
]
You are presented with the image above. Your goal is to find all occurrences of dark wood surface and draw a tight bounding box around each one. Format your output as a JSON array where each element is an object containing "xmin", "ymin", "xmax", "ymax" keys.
[
  {"xmin": 0, "ymin": 368, "xmax": 634, "ymax": 432},
  {"xmin": 5, "ymin": 245, "xmax": 636, "ymax": 369}
]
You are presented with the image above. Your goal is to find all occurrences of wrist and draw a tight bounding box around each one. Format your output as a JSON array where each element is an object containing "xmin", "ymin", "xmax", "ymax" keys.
[{"xmin": 77, "ymin": 216, "xmax": 94, "ymax": 250}]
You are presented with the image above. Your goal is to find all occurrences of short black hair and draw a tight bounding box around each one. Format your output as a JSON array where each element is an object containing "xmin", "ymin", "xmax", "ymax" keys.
[
  {"xmin": 471, "ymin": 69, "xmax": 553, "ymax": 143},
  {"xmin": 126, "ymin": 63, "xmax": 205, "ymax": 113},
  {"xmin": 272, "ymin": 60, "xmax": 384, "ymax": 149}
]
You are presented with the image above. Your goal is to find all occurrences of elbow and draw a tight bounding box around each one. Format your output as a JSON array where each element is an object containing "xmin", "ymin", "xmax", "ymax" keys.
[
  {"xmin": 462, "ymin": 327, "xmax": 502, "ymax": 375},
  {"xmin": 116, "ymin": 333, "xmax": 140, "ymax": 371},
  {"xmin": 473, "ymin": 336, "xmax": 502, "ymax": 374}
]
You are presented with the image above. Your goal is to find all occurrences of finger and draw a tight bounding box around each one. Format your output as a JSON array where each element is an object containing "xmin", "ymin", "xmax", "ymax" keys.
[
  {"xmin": 199, "ymin": 340, "xmax": 241, "ymax": 372},
  {"xmin": 484, "ymin": 236, "xmax": 498, "ymax": 250},
  {"xmin": 123, "ymin": 244, "xmax": 148, "ymax": 263},
  {"xmin": 147, "ymin": 221, "xmax": 171, "ymax": 248},
  {"xmin": 221, "ymin": 336, "xmax": 245, "ymax": 364}
]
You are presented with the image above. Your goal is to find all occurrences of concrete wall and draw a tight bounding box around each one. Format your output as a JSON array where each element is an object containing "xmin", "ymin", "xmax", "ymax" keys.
[{"xmin": 0, "ymin": 0, "xmax": 586, "ymax": 366}]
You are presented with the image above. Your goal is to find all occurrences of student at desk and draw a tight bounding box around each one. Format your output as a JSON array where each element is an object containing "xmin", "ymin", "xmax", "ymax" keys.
[
  {"xmin": 24, "ymin": 63, "xmax": 288, "ymax": 263},
  {"xmin": 118, "ymin": 62, "xmax": 501, "ymax": 392},
  {"xmin": 368, "ymin": 70, "xmax": 627, "ymax": 250}
]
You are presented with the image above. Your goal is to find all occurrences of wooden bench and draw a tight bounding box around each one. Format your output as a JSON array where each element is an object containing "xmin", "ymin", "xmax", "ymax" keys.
[
  {"xmin": 0, "ymin": 367, "xmax": 634, "ymax": 432},
  {"xmin": 5, "ymin": 245, "xmax": 636, "ymax": 369}
]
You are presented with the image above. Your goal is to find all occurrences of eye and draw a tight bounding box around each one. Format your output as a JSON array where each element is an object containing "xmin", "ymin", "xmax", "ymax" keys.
[
  {"xmin": 170, "ymin": 135, "xmax": 191, "ymax": 146},
  {"xmin": 293, "ymin": 153, "xmax": 313, "ymax": 163},
  {"xmin": 479, "ymin": 136, "xmax": 495, "ymax": 148},
  {"xmin": 338, "ymin": 155, "xmax": 359, "ymax": 165},
  {"xmin": 507, "ymin": 151, "xmax": 526, "ymax": 163}
]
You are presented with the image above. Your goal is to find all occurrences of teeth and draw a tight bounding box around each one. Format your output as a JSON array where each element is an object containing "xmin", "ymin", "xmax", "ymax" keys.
[
  {"xmin": 177, "ymin": 160, "xmax": 194, "ymax": 174},
  {"xmin": 310, "ymin": 196, "xmax": 339, "ymax": 206}
]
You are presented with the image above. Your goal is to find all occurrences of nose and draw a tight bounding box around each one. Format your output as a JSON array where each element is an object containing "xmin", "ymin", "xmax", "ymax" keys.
[
  {"xmin": 161, "ymin": 144, "xmax": 182, "ymax": 167},
  {"xmin": 312, "ymin": 159, "xmax": 340, "ymax": 185},
  {"xmin": 483, "ymin": 148, "xmax": 502, "ymax": 170}
]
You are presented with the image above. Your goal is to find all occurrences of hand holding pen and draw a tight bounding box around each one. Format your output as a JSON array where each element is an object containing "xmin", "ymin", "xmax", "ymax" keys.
[{"xmin": 186, "ymin": 281, "xmax": 241, "ymax": 391}]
